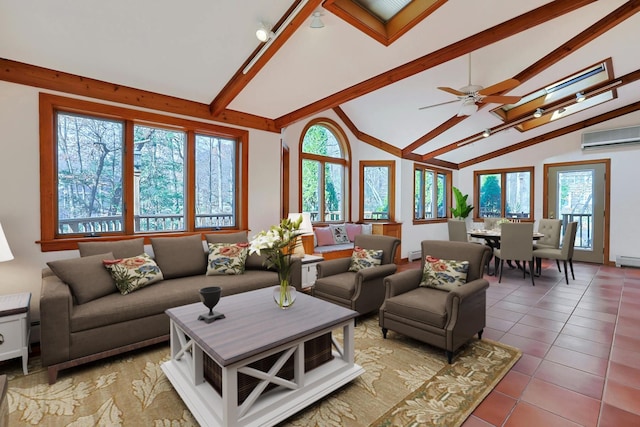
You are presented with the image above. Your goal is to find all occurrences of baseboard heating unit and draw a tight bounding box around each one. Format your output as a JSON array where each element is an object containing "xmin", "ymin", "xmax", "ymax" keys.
[
  {"xmin": 408, "ymin": 250, "xmax": 422, "ymax": 262},
  {"xmin": 615, "ymin": 256, "xmax": 640, "ymax": 268}
]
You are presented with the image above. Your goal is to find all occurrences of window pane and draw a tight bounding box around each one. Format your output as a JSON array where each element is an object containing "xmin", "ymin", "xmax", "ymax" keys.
[
  {"xmin": 195, "ymin": 135, "xmax": 236, "ymax": 228},
  {"xmin": 437, "ymin": 173, "xmax": 447, "ymax": 218},
  {"xmin": 302, "ymin": 125, "xmax": 342, "ymax": 158},
  {"xmin": 363, "ymin": 166, "xmax": 389, "ymax": 220},
  {"xmin": 414, "ymin": 169, "xmax": 424, "ymax": 219},
  {"xmin": 424, "ymin": 171, "xmax": 434, "ymax": 218},
  {"xmin": 479, "ymin": 174, "xmax": 502, "ymax": 218},
  {"xmin": 505, "ymin": 171, "xmax": 531, "ymax": 219},
  {"xmin": 134, "ymin": 125, "xmax": 185, "ymax": 232},
  {"xmin": 558, "ymin": 170, "xmax": 593, "ymax": 249},
  {"xmin": 56, "ymin": 113, "xmax": 124, "ymax": 234},
  {"xmin": 302, "ymin": 159, "xmax": 320, "ymax": 222},
  {"xmin": 325, "ymin": 163, "xmax": 343, "ymax": 221}
]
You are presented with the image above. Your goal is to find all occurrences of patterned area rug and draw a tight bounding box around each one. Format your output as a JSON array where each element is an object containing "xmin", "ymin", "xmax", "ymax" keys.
[{"xmin": 5, "ymin": 316, "xmax": 520, "ymax": 426}]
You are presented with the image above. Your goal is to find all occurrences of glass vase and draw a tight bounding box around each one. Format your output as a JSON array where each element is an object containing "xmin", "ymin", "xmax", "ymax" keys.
[{"xmin": 273, "ymin": 284, "xmax": 296, "ymax": 309}]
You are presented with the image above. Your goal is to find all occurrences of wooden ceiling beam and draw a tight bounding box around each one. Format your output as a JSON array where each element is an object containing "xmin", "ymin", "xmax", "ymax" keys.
[
  {"xmin": 0, "ymin": 58, "xmax": 279, "ymax": 132},
  {"xmin": 274, "ymin": 0, "xmax": 596, "ymax": 128},
  {"xmin": 209, "ymin": 0, "xmax": 324, "ymax": 117},
  {"xmin": 459, "ymin": 100, "xmax": 640, "ymax": 169},
  {"xmin": 419, "ymin": 0, "xmax": 640, "ymax": 161}
]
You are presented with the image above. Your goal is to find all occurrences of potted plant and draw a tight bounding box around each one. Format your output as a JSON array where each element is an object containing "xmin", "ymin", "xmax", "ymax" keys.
[{"xmin": 451, "ymin": 186, "xmax": 474, "ymax": 219}]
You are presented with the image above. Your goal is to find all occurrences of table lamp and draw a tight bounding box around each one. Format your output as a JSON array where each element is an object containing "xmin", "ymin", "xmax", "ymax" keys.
[
  {"xmin": 0, "ymin": 223, "xmax": 13, "ymax": 263},
  {"xmin": 287, "ymin": 213, "xmax": 313, "ymax": 256}
]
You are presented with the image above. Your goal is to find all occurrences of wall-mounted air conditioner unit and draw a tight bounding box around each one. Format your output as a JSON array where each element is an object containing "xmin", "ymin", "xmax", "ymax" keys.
[{"xmin": 581, "ymin": 125, "xmax": 640, "ymax": 150}]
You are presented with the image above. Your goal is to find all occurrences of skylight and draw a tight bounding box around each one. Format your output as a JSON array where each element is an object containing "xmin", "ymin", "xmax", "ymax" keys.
[{"xmin": 353, "ymin": 0, "xmax": 412, "ymax": 22}]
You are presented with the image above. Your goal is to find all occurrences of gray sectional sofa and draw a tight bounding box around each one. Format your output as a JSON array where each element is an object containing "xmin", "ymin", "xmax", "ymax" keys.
[{"xmin": 40, "ymin": 232, "xmax": 301, "ymax": 383}]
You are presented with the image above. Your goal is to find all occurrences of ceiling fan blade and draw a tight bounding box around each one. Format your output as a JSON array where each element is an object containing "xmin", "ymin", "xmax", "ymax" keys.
[
  {"xmin": 438, "ymin": 86, "xmax": 466, "ymax": 96},
  {"xmin": 478, "ymin": 78, "xmax": 521, "ymax": 96},
  {"xmin": 481, "ymin": 95, "xmax": 522, "ymax": 104},
  {"xmin": 418, "ymin": 99, "xmax": 460, "ymax": 110}
]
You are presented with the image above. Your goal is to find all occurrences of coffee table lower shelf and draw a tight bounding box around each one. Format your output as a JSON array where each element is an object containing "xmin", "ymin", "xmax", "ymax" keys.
[{"xmin": 161, "ymin": 319, "xmax": 363, "ymax": 427}]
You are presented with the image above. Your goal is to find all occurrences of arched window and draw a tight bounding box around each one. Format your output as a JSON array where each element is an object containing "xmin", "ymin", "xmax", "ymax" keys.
[{"xmin": 300, "ymin": 119, "xmax": 350, "ymax": 223}]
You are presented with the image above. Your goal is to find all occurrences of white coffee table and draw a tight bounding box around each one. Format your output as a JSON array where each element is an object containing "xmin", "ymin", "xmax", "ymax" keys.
[{"xmin": 161, "ymin": 287, "xmax": 363, "ymax": 427}]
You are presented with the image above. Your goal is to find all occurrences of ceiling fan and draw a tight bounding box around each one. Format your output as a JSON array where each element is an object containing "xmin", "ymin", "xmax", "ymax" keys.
[{"xmin": 419, "ymin": 55, "xmax": 522, "ymax": 116}]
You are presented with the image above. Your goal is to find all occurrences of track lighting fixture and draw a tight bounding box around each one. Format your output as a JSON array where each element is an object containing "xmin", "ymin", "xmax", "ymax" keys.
[
  {"xmin": 576, "ymin": 92, "xmax": 586, "ymax": 103},
  {"xmin": 533, "ymin": 108, "xmax": 543, "ymax": 118},
  {"xmin": 255, "ymin": 23, "xmax": 274, "ymax": 42},
  {"xmin": 482, "ymin": 129, "xmax": 491, "ymax": 138},
  {"xmin": 310, "ymin": 11, "xmax": 324, "ymax": 28}
]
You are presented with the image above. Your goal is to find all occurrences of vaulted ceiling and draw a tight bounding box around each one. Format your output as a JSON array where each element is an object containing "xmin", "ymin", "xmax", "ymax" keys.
[{"xmin": 2, "ymin": 0, "xmax": 639, "ymax": 169}]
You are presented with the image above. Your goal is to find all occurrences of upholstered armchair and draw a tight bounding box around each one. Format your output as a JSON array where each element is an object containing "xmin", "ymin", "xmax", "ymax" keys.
[
  {"xmin": 379, "ymin": 240, "xmax": 491, "ymax": 363},
  {"xmin": 312, "ymin": 234, "xmax": 400, "ymax": 315}
]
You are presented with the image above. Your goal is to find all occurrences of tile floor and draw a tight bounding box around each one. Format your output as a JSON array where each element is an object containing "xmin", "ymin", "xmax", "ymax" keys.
[{"xmin": 399, "ymin": 259, "xmax": 640, "ymax": 426}]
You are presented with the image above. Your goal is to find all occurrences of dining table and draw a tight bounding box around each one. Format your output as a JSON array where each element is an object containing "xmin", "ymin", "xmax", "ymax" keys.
[{"xmin": 468, "ymin": 229, "xmax": 544, "ymax": 275}]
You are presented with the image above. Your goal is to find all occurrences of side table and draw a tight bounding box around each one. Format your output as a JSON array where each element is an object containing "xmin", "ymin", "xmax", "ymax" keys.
[
  {"xmin": 0, "ymin": 292, "xmax": 31, "ymax": 375},
  {"xmin": 300, "ymin": 254, "xmax": 324, "ymax": 291}
]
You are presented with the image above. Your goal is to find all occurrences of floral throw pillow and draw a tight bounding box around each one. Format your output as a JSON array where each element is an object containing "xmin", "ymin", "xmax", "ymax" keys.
[
  {"xmin": 348, "ymin": 246, "xmax": 383, "ymax": 272},
  {"xmin": 420, "ymin": 255, "xmax": 469, "ymax": 291},
  {"xmin": 103, "ymin": 253, "xmax": 164, "ymax": 295},
  {"xmin": 207, "ymin": 243, "xmax": 249, "ymax": 275}
]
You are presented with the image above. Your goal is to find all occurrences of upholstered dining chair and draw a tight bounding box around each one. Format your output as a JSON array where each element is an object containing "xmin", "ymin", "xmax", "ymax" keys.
[
  {"xmin": 312, "ymin": 234, "xmax": 400, "ymax": 316},
  {"xmin": 447, "ymin": 219, "xmax": 470, "ymax": 242},
  {"xmin": 379, "ymin": 240, "xmax": 491, "ymax": 363},
  {"xmin": 533, "ymin": 221, "xmax": 578, "ymax": 285},
  {"xmin": 493, "ymin": 222, "xmax": 535, "ymax": 286},
  {"xmin": 483, "ymin": 217, "xmax": 506, "ymax": 231},
  {"xmin": 533, "ymin": 219, "xmax": 562, "ymax": 274}
]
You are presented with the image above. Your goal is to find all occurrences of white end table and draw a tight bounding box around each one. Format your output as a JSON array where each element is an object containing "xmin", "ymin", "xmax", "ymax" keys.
[
  {"xmin": 300, "ymin": 254, "xmax": 323, "ymax": 290},
  {"xmin": 0, "ymin": 292, "xmax": 31, "ymax": 375}
]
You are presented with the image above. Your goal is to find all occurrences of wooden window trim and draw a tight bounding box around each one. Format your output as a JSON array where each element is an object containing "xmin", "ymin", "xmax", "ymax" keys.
[
  {"xmin": 359, "ymin": 160, "xmax": 395, "ymax": 222},
  {"xmin": 473, "ymin": 166, "xmax": 534, "ymax": 222},
  {"xmin": 412, "ymin": 163, "xmax": 451, "ymax": 224},
  {"xmin": 38, "ymin": 93, "xmax": 249, "ymax": 251},
  {"xmin": 299, "ymin": 118, "xmax": 352, "ymax": 223}
]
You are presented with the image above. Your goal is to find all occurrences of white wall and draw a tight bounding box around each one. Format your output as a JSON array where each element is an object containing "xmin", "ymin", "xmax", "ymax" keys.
[{"xmin": 0, "ymin": 80, "xmax": 282, "ymax": 332}]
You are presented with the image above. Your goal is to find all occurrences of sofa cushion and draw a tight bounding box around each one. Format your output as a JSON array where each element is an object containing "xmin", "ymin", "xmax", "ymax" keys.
[
  {"xmin": 420, "ymin": 255, "xmax": 469, "ymax": 291},
  {"xmin": 348, "ymin": 246, "xmax": 383, "ymax": 272},
  {"xmin": 330, "ymin": 224, "xmax": 350, "ymax": 244},
  {"xmin": 205, "ymin": 231, "xmax": 267, "ymax": 270},
  {"xmin": 151, "ymin": 234, "xmax": 207, "ymax": 279},
  {"xmin": 315, "ymin": 227, "xmax": 335, "ymax": 246},
  {"xmin": 103, "ymin": 253, "xmax": 164, "ymax": 295},
  {"xmin": 346, "ymin": 223, "xmax": 362, "ymax": 242},
  {"xmin": 47, "ymin": 252, "xmax": 117, "ymax": 304},
  {"xmin": 78, "ymin": 238, "xmax": 145, "ymax": 259},
  {"xmin": 206, "ymin": 243, "xmax": 249, "ymax": 275}
]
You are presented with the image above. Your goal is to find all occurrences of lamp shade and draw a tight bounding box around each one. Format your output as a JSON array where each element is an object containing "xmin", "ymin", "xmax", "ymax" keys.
[
  {"xmin": 287, "ymin": 213, "xmax": 313, "ymax": 235},
  {"xmin": 0, "ymin": 223, "xmax": 14, "ymax": 262}
]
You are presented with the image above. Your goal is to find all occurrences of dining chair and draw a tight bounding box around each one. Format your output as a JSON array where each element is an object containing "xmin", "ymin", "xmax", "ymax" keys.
[
  {"xmin": 533, "ymin": 221, "xmax": 578, "ymax": 284},
  {"xmin": 447, "ymin": 219, "xmax": 469, "ymax": 242},
  {"xmin": 493, "ymin": 222, "xmax": 535, "ymax": 285},
  {"xmin": 533, "ymin": 218, "xmax": 562, "ymax": 274},
  {"xmin": 484, "ymin": 217, "xmax": 506, "ymax": 231}
]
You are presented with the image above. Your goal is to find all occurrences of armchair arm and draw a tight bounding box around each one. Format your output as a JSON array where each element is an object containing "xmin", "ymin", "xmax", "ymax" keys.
[
  {"xmin": 357, "ymin": 263, "xmax": 397, "ymax": 281},
  {"xmin": 446, "ymin": 278, "xmax": 490, "ymax": 305},
  {"xmin": 316, "ymin": 258, "xmax": 352, "ymax": 278},
  {"xmin": 40, "ymin": 270, "xmax": 73, "ymax": 366},
  {"xmin": 383, "ymin": 269, "xmax": 422, "ymax": 298}
]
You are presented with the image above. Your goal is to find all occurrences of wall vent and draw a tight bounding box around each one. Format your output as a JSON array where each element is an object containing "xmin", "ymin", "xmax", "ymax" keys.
[
  {"xmin": 615, "ymin": 256, "xmax": 640, "ymax": 268},
  {"xmin": 408, "ymin": 250, "xmax": 422, "ymax": 262},
  {"xmin": 582, "ymin": 125, "xmax": 640, "ymax": 150}
]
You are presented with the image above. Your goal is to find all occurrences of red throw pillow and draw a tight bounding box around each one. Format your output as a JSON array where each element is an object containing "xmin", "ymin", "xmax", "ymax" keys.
[{"xmin": 315, "ymin": 227, "xmax": 335, "ymax": 246}]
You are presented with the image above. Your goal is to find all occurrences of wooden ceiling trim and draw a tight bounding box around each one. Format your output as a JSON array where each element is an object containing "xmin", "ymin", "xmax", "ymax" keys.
[
  {"xmin": 402, "ymin": 115, "xmax": 466, "ymax": 155},
  {"xmin": 274, "ymin": 0, "xmax": 596, "ymax": 128},
  {"xmin": 334, "ymin": 107, "xmax": 402, "ymax": 157},
  {"xmin": 459, "ymin": 100, "xmax": 640, "ymax": 169},
  {"xmin": 0, "ymin": 58, "xmax": 279, "ymax": 133},
  {"xmin": 419, "ymin": 2, "xmax": 640, "ymax": 160},
  {"xmin": 209, "ymin": 0, "xmax": 324, "ymax": 117}
]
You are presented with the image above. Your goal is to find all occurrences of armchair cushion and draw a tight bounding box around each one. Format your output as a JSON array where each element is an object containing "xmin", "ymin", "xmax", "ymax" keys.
[
  {"xmin": 313, "ymin": 271, "xmax": 358, "ymax": 300},
  {"xmin": 348, "ymin": 246, "xmax": 383, "ymax": 272},
  {"xmin": 206, "ymin": 243, "xmax": 249, "ymax": 275},
  {"xmin": 103, "ymin": 253, "xmax": 164, "ymax": 295},
  {"xmin": 420, "ymin": 256, "xmax": 469, "ymax": 291},
  {"xmin": 384, "ymin": 287, "xmax": 448, "ymax": 328}
]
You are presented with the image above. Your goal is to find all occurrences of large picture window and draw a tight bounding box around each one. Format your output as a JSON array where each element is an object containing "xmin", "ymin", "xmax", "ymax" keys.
[
  {"xmin": 40, "ymin": 94, "xmax": 248, "ymax": 251},
  {"xmin": 414, "ymin": 164, "xmax": 451, "ymax": 222},
  {"xmin": 474, "ymin": 167, "xmax": 534, "ymax": 220},
  {"xmin": 300, "ymin": 119, "xmax": 350, "ymax": 223}
]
